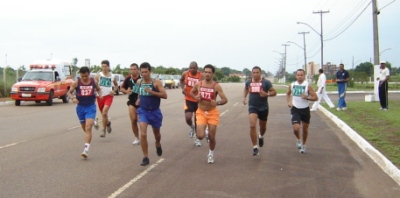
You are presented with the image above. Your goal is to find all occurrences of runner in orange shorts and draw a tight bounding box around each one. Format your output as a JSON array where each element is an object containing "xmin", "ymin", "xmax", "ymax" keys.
[{"xmin": 190, "ymin": 64, "xmax": 228, "ymax": 164}]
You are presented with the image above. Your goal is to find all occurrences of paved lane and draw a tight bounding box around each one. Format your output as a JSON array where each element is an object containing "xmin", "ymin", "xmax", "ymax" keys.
[{"xmin": 0, "ymin": 83, "xmax": 399, "ymax": 197}]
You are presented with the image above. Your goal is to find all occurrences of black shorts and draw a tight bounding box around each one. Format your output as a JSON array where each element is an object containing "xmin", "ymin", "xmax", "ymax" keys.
[
  {"xmin": 127, "ymin": 100, "xmax": 139, "ymax": 109},
  {"xmin": 184, "ymin": 100, "xmax": 198, "ymax": 113},
  {"xmin": 249, "ymin": 108, "xmax": 269, "ymax": 121},
  {"xmin": 291, "ymin": 106, "xmax": 311, "ymax": 124}
]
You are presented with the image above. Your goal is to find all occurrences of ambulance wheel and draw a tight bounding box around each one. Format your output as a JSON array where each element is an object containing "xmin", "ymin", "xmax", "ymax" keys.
[
  {"xmin": 46, "ymin": 91, "xmax": 53, "ymax": 106},
  {"xmin": 15, "ymin": 100, "xmax": 21, "ymax": 106},
  {"xmin": 35, "ymin": 101, "xmax": 41, "ymax": 104}
]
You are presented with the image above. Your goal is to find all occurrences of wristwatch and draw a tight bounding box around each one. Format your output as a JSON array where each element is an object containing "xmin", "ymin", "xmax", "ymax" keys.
[{"xmin": 217, "ymin": 101, "xmax": 221, "ymax": 106}]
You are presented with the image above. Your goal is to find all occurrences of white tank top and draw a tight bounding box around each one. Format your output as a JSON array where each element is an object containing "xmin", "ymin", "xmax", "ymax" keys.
[
  {"xmin": 98, "ymin": 72, "xmax": 115, "ymax": 96},
  {"xmin": 291, "ymin": 81, "xmax": 309, "ymax": 109}
]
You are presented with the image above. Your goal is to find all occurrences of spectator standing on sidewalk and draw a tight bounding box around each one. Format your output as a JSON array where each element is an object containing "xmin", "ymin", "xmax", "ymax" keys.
[
  {"xmin": 377, "ymin": 61, "xmax": 390, "ymax": 110},
  {"xmin": 310, "ymin": 69, "xmax": 335, "ymax": 111},
  {"xmin": 336, "ymin": 64, "xmax": 350, "ymax": 111}
]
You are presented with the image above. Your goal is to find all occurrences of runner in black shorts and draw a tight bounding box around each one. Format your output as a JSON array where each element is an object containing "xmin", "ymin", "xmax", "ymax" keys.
[
  {"xmin": 121, "ymin": 63, "xmax": 141, "ymax": 145},
  {"xmin": 243, "ymin": 66, "xmax": 276, "ymax": 156},
  {"xmin": 286, "ymin": 69, "xmax": 318, "ymax": 154}
]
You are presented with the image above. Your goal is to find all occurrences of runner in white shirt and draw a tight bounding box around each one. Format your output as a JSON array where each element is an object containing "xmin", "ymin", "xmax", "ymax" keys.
[{"xmin": 310, "ymin": 69, "xmax": 335, "ymax": 111}]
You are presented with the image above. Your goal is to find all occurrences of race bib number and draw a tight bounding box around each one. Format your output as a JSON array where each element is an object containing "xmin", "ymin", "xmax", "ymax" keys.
[
  {"xmin": 292, "ymin": 85, "xmax": 305, "ymax": 97},
  {"xmin": 187, "ymin": 77, "xmax": 199, "ymax": 87},
  {"xmin": 249, "ymin": 82, "xmax": 262, "ymax": 93},
  {"xmin": 139, "ymin": 84, "xmax": 153, "ymax": 96},
  {"xmin": 79, "ymin": 85, "xmax": 94, "ymax": 96},
  {"xmin": 132, "ymin": 83, "xmax": 140, "ymax": 94},
  {"xmin": 200, "ymin": 87, "xmax": 214, "ymax": 101},
  {"xmin": 99, "ymin": 76, "xmax": 112, "ymax": 87}
]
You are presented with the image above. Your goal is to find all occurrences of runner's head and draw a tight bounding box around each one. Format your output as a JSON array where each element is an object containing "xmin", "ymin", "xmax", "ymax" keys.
[
  {"xmin": 101, "ymin": 60, "xmax": 110, "ymax": 73},
  {"xmin": 130, "ymin": 63, "xmax": 139, "ymax": 76},
  {"xmin": 319, "ymin": 69, "xmax": 323, "ymax": 74},
  {"xmin": 140, "ymin": 62, "xmax": 152, "ymax": 80},
  {"xmin": 189, "ymin": 61, "xmax": 198, "ymax": 75},
  {"xmin": 339, "ymin": 64, "xmax": 344, "ymax": 71},
  {"xmin": 203, "ymin": 64, "xmax": 215, "ymax": 82},
  {"xmin": 252, "ymin": 66, "xmax": 262, "ymax": 80},
  {"xmin": 79, "ymin": 66, "xmax": 90, "ymax": 81},
  {"xmin": 295, "ymin": 69, "xmax": 305, "ymax": 83}
]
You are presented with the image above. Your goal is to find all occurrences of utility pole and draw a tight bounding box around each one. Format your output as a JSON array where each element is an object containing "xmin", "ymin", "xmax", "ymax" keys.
[
  {"xmin": 372, "ymin": 0, "xmax": 380, "ymax": 65},
  {"xmin": 298, "ymin": 31, "xmax": 309, "ymax": 80},
  {"xmin": 313, "ymin": 10, "xmax": 329, "ymax": 69},
  {"xmin": 3, "ymin": 54, "xmax": 7, "ymax": 96},
  {"xmin": 282, "ymin": 44, "xmax": 290, "ymax": 83}
]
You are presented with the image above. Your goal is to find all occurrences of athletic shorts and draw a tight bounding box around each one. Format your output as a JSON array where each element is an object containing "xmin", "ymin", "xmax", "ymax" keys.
[
  {"xmin": 137, "ymin": 107, "xmax": 163, "ymax": 128},
  {"xmin": 127, "ymin": 100, "xmax": 139, "ymax": 108},
  {"xmin": 184, "ymin": 100, "xmax": 198, "ymax": 113},
  {"xmin": 76, "ymin": 104, "xmax": 96, "ymax": 124},
  {"xmin": 196, "ymin": 107, "xmax": 219, "ymax": 126},
  {"xmin": 290, "ymin": 106, "xmax": 311, "ymax": 124},
  {"xmin": 249, "ymin": 108, "xmax": 269, "ymax": 121},
  {"xmin": 97, "ymin": 95, "xmax": 114, "ymax": 112}
]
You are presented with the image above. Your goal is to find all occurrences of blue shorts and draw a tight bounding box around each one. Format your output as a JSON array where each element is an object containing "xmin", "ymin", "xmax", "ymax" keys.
[
  {"xmin": 137, "ymin": 107, "xmax": 163, "ymax": 128},
  {"xmin": 76, "ymin": 104, "xmax": 97, "ymax": 124}
]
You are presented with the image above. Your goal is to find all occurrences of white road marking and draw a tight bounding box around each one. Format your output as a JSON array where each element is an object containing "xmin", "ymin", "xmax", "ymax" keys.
[
  {"xmin": 233, "ymin": 102, "xmax": 239, "ymax": 106},
  {"xmin": 108, "ymin": 158, "xmax": 165, "ymax": 198},
  {"xmin": 67, "ymin": 126, "xmax": 81, "ymax": 131},
  {"xmin": 220, "ymin": 110, "xmax": 229, "ymax": 117},
  {"xmin": 0, "ymin": 140, "xmax": 27, "ymax": 149}
]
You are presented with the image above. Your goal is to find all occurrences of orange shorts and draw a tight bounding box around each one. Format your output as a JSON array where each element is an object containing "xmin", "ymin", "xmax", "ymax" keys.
[
  {"xmin": 196, "ymin": 107, "xmax": 219, "ymax": 126},
  {"xmin": 97, "ymin": 95, "xmax": 114, "ymax": 112}
]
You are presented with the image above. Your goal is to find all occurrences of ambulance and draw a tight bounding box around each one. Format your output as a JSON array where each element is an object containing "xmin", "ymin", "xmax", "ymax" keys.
[{"xmin": 10, "ymin": 59, "xmax": 74, "ymax": 106}]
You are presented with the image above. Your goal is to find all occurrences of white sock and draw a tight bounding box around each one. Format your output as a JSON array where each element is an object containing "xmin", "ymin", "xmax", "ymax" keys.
[
  {"xmin": 253, "ymin": 145, "xmax": 258, "ymax": 149},
  {"xmin": 209, "ymin": 150, "xmax": 214, "ymax": 156},
  {"xmin": 258, "ymin": 134, "xmax": 263, "ymax": 138},
  {"xmin": 84, "ymin": 143, "xmax": 90, "ymax": 151}
]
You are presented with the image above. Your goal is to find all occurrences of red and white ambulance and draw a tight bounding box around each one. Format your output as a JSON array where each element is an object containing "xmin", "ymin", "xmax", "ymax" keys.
[{"xmin": 10, "ymin": 59, "xmax": 74, "ymax": 106}]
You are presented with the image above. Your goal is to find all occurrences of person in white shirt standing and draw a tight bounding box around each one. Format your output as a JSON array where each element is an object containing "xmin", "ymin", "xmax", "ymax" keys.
[
  {"xmin": 310, "ymin": 69, "xmax": 335, "ymax": 111},
  {"xmin": 377, "ymin": 61, "xmax": 390, "ymax": 110},
  {"xmin": 286, "ymin": 69, "xmax": 318, "ymax": 154}
]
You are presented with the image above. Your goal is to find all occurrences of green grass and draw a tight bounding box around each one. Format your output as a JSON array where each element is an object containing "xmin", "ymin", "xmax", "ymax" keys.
[{"xmin": 322, "ymin": 101, "xmax": 400, "ymax": 167}]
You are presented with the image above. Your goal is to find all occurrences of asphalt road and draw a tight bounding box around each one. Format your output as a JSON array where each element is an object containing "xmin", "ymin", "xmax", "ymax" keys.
[{"xmin": 1, "ymin": 83, "xmax": 399, "ymax": 198}]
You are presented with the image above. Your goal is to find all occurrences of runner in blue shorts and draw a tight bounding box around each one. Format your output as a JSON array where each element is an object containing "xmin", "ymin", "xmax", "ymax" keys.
[
  {"xmin": 68, "ymin": 66, "xmax": 102, "ymax": 159},
  {"xmin": 135, "ymin": 62, "xmax": 167, "ymax": 166}
]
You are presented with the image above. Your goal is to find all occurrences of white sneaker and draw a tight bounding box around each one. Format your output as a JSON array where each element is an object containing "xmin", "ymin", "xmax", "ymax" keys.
[
  {"xmin": 194, "ymin": 138, "xmax": 202, "ymax": 147},
  {"xmin": 336, "ymin": 107, "xmax": 342, "ymax": 111},
  {"xmin": 207, "ymin": 154, "xmax": 214, "ymax": 164},
  {"xmin": 94, "ymin": 118, "xmax": 99, "ymax": 130},
  {"xmin": 296, "ymin": 140, "xmax": 302, "ymax": 149},
  {"xmin": 132, "ymin": 138, "xmax": 141, "ymax": 145},
  {"xmin": 188, "ymin": 127, "xmax": 195, "ymax": 138},
  {"xmin": 81, "ymin": 150, "xmax": 89, "ymax": 158},
  {"xmin": 341, "ymin": 107, "xmax": 347, "ymax": 111},
  {"xmin": 299, "ymin": 145, "xmax": 306, "ymax": 154}
]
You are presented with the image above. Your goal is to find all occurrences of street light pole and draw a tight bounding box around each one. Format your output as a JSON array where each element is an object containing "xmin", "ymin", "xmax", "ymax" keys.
[
  {"xmin": 313, "ymin": 10, "xmax": 329, "ymax": 69},
  {"xmin": 282, "ymin": 44, "xmax": 290, "ymax": 84}
]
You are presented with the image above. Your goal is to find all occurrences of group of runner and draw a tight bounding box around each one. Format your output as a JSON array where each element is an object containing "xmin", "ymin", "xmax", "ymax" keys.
[{"xmin": 68, "ymin": 61, "xmax": 318, "ymax": 165}]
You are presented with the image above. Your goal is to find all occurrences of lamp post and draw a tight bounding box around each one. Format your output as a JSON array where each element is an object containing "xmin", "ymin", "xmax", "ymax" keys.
[
  {"xmin": 273, "ymin": 51, "xmax": 285, "ymax": 83},
  {"xmin": 297, "ymin": 22, "xmax": 323, "ymax": 69},
  {"xmin": 379, "ymin": 48, "xmax": 392, "ymax": 57}
]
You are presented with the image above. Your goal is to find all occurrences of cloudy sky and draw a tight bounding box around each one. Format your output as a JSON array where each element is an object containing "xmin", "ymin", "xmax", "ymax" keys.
[{"xmin": 0, "ymin": 0, "xmax": 398, "ymax": 74}]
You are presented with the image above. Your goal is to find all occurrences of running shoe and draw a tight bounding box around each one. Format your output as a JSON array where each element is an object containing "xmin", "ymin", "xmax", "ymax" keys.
[
  {"xmin": 297, "ymin": 140, "xmax": 302, "ymax": 149},
  {"xmin": 300, "ymin": 145, "xmax": 306, "ymax": 154},
  {"xmin": 132, "ymin": 138, "xmax": 141, "ymax": 145},
  {"xmin": 81, "ymin": 150, "xmax": 88, "ymax": 159},
  {"xmin": 156, "ymin": 145, "xmax": 163, "ymax": 156},
  {"xmin": 252, "ymin": 147, "xmax": 259, "ymax": 156},
  {"xmin": 106, "ymin": 121, "xmax": 112, "ymax": 133},
  {"xmin": 140, "ymin": 157, "xmax": 149, "ymax": 166},
  {"xmin": 94, "ymin": 117, "xmax": 99, "ymax": 130},
  {"xmin": 258, "ymin": 136, "xmax": 264, "ymax": 147},
  {"xmin": 194, "ymin": 138, "xmax": 202, "ymax": 147},
  {"xmin": 336, "ymin": 107, "xmax": 342, "ymax": 111},
  {"xmin": 188, "ymin": 127, "xmax": 195, "ymax": 138},
  {"xmin": 341, "ymin": 107, "xmax": 347, "ymax": 111},
  {"xmin": 207, "ymin": 154, "xmax": 214, "ymax": 164},
  {"xmin": 205, "ymin": 135, "xmax": 210, "ymax": 143},
  {"xmin": 100, "ymin": 129, "xmax": 106, "ymax": 138}
]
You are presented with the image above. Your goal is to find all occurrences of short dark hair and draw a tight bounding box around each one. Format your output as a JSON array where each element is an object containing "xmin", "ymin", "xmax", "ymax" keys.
[
  {"xmin": 296, "ymin": 69, "xmax": 305, "ymax": 74},
  {"xmin": 190, "ymin": 61, "xmax": 198, "ymax": 67},
  {"xmin": 130, "ymin": 63, "xmax": 138, "ymax": 69},
  {"xmin": 252, "ymin": 66, "xmax": 262, "ymax": 72},
  {"xmin": 101, "ymin": 60, "xmax": 110, "ymax": 66},
  {"xmin": 79, "ymin": 66, "xmax": 90, "ymax": 74},
  {"xmin": 319, "ymin": 69, "xmax": 323, "ymax": 73},
  {"xmin": 140, "ymin": 62, "xmax": 152, "ymax": 71},
  {"xmin": 340, "ymin": 63, "xmax": 344, "ymax": 67},
  {"xmin": 203, "ymin": 64, "xmax": 215, "ymax": 73}
]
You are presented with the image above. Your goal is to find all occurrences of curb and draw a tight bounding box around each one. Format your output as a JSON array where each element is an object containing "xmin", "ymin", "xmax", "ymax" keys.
[{"xmin": 318, "ymin": 104, "xmax": 400, "ymax": 186}]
